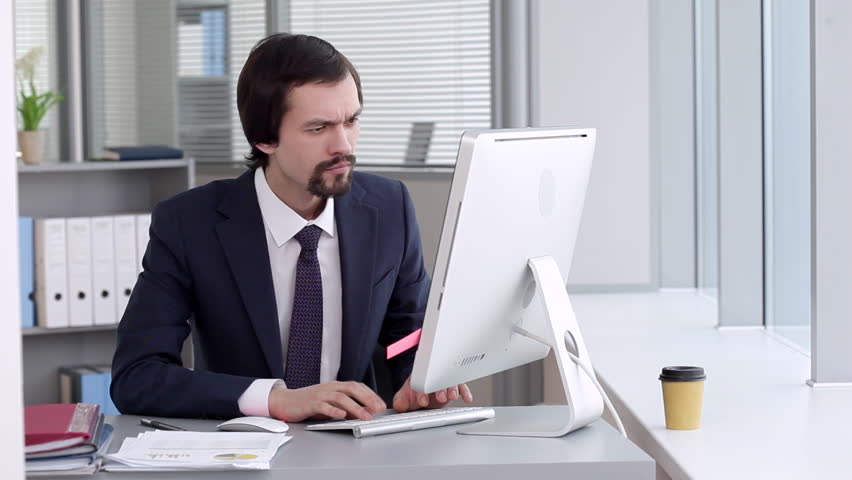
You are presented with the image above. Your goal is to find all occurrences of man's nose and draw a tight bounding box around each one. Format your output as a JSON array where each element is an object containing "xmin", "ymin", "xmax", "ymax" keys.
[{"xmin": 328, "ymin": 125, "xmax": 353, "ymax": 156}]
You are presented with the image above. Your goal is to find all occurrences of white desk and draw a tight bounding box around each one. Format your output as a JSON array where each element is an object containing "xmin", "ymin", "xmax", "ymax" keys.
[
  {"xmin": 34, "ymin": 406, "xmax": 654, "ymax": 479},
  {"xmin": 574, "ymin": 291, "xmax": 852, "ymax": 479}
]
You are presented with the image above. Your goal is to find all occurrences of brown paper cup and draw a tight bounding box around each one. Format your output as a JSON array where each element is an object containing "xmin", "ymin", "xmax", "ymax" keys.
[{"xmin": 659, "ymin": 366, "xmax": 706, "ymax": 430}]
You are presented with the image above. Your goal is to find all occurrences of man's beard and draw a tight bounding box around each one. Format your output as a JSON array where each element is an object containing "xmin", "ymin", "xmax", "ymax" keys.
[{"xmin": 307, "ymin": 154, "xmax": 357, "ymax": 198}]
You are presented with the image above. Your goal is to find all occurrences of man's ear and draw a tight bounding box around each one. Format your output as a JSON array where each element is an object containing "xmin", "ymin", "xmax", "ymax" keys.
[{"xmin": 255, "ymin": 141, "xmax": 277, "ymax": 155}]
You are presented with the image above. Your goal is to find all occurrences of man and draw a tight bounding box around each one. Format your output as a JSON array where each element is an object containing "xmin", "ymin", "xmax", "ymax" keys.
[{"xmin": 111, "ymin": 33, "xmax": 472, "ymax": 421}]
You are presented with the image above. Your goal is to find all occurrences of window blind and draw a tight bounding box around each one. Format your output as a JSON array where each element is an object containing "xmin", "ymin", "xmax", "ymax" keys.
[
  {"xmin": 87, "ymin": 0, "xmax": 139, "ymax": 153},
  {"xmin": 228, "ymin": 0, "xmax": 267, "ymax": 163},
  {"xmin": 290, "ymin": 0, "xmax": 492, "ymax": 165}
]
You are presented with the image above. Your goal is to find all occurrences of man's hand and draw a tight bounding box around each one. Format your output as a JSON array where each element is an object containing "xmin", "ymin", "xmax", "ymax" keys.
[
  {"xmin": 392, "ymin": 375, "xmax": 473, "ymax": 412},
  {"xmin": 268, "ymin": 381, "xmax": 386, "ymax": 422}
]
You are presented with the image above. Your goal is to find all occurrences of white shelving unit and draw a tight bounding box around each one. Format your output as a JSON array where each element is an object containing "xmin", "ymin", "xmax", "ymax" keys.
[{"xmin": 19, "ymin": 158, "xmax": 195, "ymax": 405}]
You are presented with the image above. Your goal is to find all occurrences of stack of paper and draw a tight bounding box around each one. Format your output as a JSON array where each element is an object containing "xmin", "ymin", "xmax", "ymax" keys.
[
  {"xmin": 24, "ymin": 404, "xmax": 114, "ymax": 476},
  {"xmin": 104, "ymin": 431, "xmax": 292, "ymax": 471},
  {"xmin": 26, "ymin": 455, "xmax": 101, "ymax": 476}
]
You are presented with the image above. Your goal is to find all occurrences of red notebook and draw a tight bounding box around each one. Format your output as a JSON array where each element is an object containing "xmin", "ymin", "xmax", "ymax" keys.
[{"xmin": 24, "ymin": 403, "xmax": 101, "ymax": 454}]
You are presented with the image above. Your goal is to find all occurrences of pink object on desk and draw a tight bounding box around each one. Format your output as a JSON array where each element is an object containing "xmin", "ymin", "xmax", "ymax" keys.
[{"xmin": 386, "ymin": 328, "xmax": 422, "ymax": 359}]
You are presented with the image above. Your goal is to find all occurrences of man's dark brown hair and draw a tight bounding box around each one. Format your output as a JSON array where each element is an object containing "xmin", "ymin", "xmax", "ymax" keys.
[{"xmin": 237, "ymin": 33, "xmax": 362, "ymax": 170}]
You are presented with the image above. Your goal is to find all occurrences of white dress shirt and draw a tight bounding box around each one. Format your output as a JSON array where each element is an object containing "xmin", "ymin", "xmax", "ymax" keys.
[{"xmin": 237, "ymin": 167, "xmax": 343, "ymax": 416}]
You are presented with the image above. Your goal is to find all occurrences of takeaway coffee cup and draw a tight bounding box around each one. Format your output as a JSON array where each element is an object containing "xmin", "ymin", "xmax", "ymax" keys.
[{"xmin": 659, "ymin": 366, "xmax": 706, "ymax": 430}]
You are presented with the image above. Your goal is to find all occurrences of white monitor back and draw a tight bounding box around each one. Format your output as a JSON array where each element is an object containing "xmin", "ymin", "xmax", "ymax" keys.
[{"xmin": 411, "ymin": 127, "xmax": 596, "ymax": 394}]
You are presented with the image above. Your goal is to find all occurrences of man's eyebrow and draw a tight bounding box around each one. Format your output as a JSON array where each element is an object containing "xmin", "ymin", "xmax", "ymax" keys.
[
  {"xmin": 303, "ymin": 118, "xmax": 331, "ymax": 128},
  {"xmin": 302, "ymin": 108, "xmax": 363, "ymax": 128}
]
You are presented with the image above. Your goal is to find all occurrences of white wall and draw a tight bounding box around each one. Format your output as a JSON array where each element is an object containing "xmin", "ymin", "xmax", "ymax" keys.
[
  {"xmin": 3, "ymin": 0, "xmax": 26, "ymax": 477},
  {"xmin": 534, "ymin": 0, "xmax": 653, "ymax": 288}
]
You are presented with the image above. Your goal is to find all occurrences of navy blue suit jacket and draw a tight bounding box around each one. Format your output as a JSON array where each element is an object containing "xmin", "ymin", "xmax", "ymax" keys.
[{"xmin": 111, "ymin": 170, "xmax": 430, "ymax": 418}]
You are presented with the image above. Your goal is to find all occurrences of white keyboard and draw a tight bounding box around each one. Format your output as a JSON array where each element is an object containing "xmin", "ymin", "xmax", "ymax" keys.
[{"xmin": 304, "ymin": 406, "xmax": 495, "ymax": 438}]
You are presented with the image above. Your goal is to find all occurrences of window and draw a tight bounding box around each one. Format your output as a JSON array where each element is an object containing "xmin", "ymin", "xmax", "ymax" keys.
[
  {"xmin": 84, "ymin": 0, "xmax": 265, "ymax": 163},
  {"xmin": 290, "ymin": 0, "xmax": 492, "ymax": 165},
  {"xmin": 28, "ymin": 0, "xmax": 491, "ymax": 166},
  {"xmin": 14, "ymin": 0, "xmax": 60, "ymax": 161},
  {"xmin": 177, "ymin": 4, "xmax": 232, "ymax": 162}
]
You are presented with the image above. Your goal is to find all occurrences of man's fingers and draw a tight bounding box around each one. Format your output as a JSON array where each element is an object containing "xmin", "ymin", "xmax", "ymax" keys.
[
  {"xmin": 392, "ymin": 389, "xmax": 410, "ymax": 412},
  {"xmin": 316, "ymin": 402, "xmax": 346, "ymax": 420},
  {"xmin": 338, "ymin": 381, "xmax": 386, "ymax": 412},
  {"xmin": 418, "ymin": 392, "xmax": 429, "ymax": 407},
  {"xmin": 447, "ymin": 385, "xmax": 459, "ymax": 401},
  {"xmin": 435, "ymin": 390, "xmax": 447, "ymax": 403},
  {"xmin": 324, "ymin": 391, "xmax": 373, "ymax": 420},
  {"xmin": 460, "ymin": 383, "xmax": 473, "ymax": 402}
]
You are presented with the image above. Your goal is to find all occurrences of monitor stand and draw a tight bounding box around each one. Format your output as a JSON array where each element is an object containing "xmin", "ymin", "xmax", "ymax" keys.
[{"xmin": 457, "ymin": 256, "xmax": 604, "ymax": 437}]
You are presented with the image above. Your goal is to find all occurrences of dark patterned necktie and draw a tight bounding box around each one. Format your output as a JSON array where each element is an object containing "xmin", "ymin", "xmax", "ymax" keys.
[{"xmin": 284, "ymin": 225, "xmax": 324, "ymax": 388}]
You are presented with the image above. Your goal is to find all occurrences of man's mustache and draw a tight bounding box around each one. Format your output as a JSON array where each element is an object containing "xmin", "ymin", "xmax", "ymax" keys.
[{"xmin": 317, "ymin": 154, "xmax": 357, "ymax": 172}]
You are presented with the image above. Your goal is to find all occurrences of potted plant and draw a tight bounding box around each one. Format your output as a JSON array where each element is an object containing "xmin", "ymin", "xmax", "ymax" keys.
[{"xmin": 15, "ymin": 47, "xmax": 62, "ymax": 165}]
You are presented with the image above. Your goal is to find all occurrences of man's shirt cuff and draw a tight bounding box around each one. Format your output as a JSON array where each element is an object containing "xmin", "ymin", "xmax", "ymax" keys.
[{"xmin": 237, "ymin": 379, "xmax": 285, "ymax": 417}]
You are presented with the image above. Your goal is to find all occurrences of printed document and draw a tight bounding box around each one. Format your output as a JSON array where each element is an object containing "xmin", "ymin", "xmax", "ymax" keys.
[{"xmin": 104, "ymin": 431, "xmax": 292, "ymax": 471}]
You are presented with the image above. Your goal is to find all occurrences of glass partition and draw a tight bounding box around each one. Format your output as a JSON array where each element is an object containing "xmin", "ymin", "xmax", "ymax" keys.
[
  {"xmin": 763, "ymin": 0, "xmax": 811, "ymax": 351},
  {"xmin": 694, "ymin": 0, "xmax": 718, "ymax": 298}
]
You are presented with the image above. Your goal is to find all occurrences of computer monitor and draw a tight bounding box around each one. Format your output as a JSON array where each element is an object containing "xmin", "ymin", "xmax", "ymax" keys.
[{"xmin": 410, "ymin": 127, "xmax": 604, "ymax": 437}]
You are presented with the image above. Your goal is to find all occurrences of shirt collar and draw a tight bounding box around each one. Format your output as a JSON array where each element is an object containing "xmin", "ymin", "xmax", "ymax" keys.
[{"xmin": 254, "ymin": 167, "xmax": 336, "ymax": 248}]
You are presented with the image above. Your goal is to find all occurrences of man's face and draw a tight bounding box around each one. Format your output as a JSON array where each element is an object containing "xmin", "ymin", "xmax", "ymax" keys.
[{"xmin": 261, "ymin": 74, "xmax": 361, "ymax": 198}]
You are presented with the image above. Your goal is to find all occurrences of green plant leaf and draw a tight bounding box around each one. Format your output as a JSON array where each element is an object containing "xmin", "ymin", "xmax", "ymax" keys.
[{"xmin": 15, "ymin": 52, "xmax": 63, "ymax": 131}]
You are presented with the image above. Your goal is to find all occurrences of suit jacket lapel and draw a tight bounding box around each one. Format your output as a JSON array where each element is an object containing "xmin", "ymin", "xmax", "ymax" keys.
[
  {"xmin": 215, "ymin": 170, "xmax": 284, "ymax": 378},
  {"xmin": 335, "ymin": 181, "xmax": 378, "ymax": 381}
]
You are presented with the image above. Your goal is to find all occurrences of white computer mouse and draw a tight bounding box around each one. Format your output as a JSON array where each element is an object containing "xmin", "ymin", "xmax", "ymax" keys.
[{"xmin": 217, "ymin": 416, "xmax": 289, "ymax": 433}]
